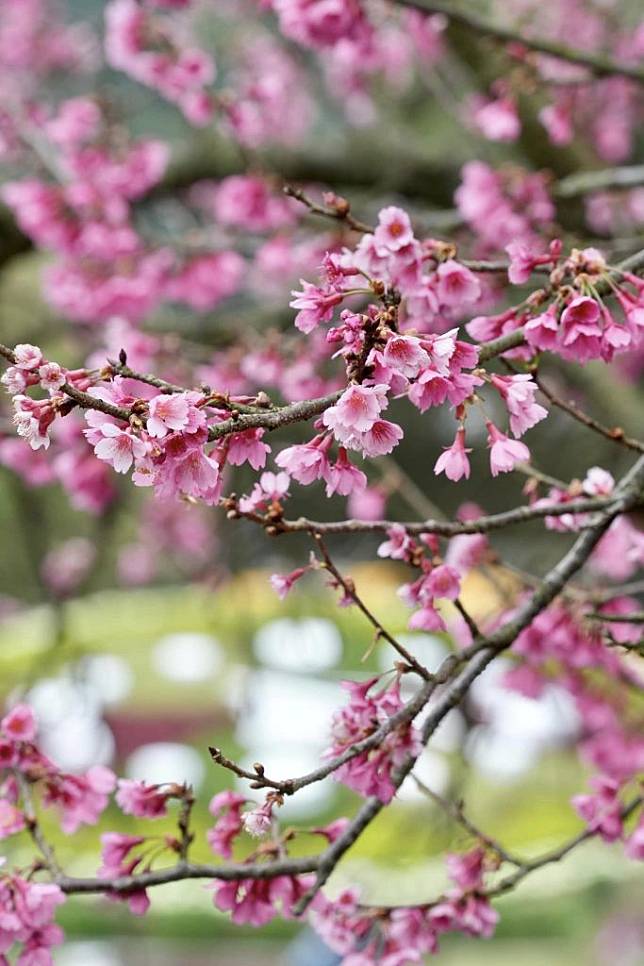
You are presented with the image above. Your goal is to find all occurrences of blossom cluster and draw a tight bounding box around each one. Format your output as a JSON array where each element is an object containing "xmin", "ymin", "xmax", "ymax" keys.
[
  {"xmin": 0, "ymin": 1, "xmax": 643, "ymax": 964},
  {"xmin": 324, "ymin": 677, "xmax": 423, "ymax": 802},
  {"xmin": 311, "ymin": 847, "xmax": 499, "ymax": 964}
]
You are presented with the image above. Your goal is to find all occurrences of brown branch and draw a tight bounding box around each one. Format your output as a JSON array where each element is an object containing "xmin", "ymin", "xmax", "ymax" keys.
[
  {"xmin": 111, "ymin": 361, "xmax": 276, "ymax": 415},
  {"xmin": 313, "ymin": 531, "xmax": 434, "ymax": 680},
  {"xmin": 453, "ymin": 598, "xmax": 482, "ymax": 641},
  {"xmin": 368, "ymin": 796, "xmax": 642, "ymax": 912},
  {"xmin": 251, "ymin": 494, "xmax": 622, "ymax": 536},
  {"xmin": 389, "ymin": 0, "xmax": 644, "ymax": 84},
  {"xmin": 412, "ymin": 776, "xmax": 524, "ymax": 867},
  {"xmin": 587, "ymin": 611, "xmax": 644, "ymax": 624},
  {"xmin": 210, "ymin": 668, "xmax": 448, "ymax": 797},
  {"xmin": 284, "ymin": 184, "xmax": 373, "ymax": 234},
  {"xmin": 55, "ymin": 854, "xmax": 320, "ymax": 895},
  {"xmin": 484, "ymin": 797, "xmax": 642, "ymax": 899},
  {"xmin": 15, "ymin": 772, "xmax": 63, "ymax": 877},
  {"xmin": 602, "ymin": 634, "xmax": 644, "ymax": 654},
  {"xmin": 176, "ymin": 785, "xmax": 195, "ymax": 862},
  {"xmin": 555, "ymin": 165, "xmax": 644, "ymax": 199},
  {"xmin": 15, "ymin": 462, "xmax": 644, "ymax": 920},
  {"xmin": 292, "ymin": 454, "xmax": 644, "ymax": 914},
  {"xmin": 0, "ymin": 343, "xmax": 342, "ymax": 444},
  {"xmin": 533, "ymin": 372, "xmax": 644, "ymax": 453},
  {"xmin": 283, "ymin": 185, "xmax": 518, "ymax": 273}
]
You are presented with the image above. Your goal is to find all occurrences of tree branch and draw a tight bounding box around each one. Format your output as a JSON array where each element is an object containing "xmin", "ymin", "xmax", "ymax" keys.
[
  {"xmin": 313, "ymin": 531, "xmax": 434, "ymax": 680},
  {"xmin": 249, "ymin": 494, "xmax": 622, "ymax": 536},
  {"xmin": 484, "ymin": 797, "xmax": 642, "ymax": 899},
  {"xmin": 390, "ymin": 0, "xmax": 644, "ymax": 84},
  {"xmin": 412, "ymin": 776, "xmax": 524, "ymax": 867},
  {"xmin": 533, "ymin": 371, "xmax": 644, "ymax": 453},
  {"xmin": 292, "ymin": 453, "xmax": 644, "ymax": 913}
]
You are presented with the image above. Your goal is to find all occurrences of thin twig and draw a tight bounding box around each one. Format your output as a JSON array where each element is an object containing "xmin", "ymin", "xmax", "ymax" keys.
[
  {"xmin": 533, "ymin": 372, "xmax": 644, "ymax": 453},
  {"xmin": 314, "ymin": 532, "xmax": 433, "ymax": 680},
  {"xmin": 484, "ymin": 797, "xmax": 642, "ymax": 899},
  {"xmin": 453, "ymin": 598, "xmax": 482, "ymax": 640},
  {"xmin": 412, "ymin": 775, "xmax": 524, "ymax": 867},
  {"xmin": 15, "ymin": 772, "xmax": 63, "ymax": 877},
  {"xmin": 587, "ymin": 611, "xmax": 644, "ymax": 624}
]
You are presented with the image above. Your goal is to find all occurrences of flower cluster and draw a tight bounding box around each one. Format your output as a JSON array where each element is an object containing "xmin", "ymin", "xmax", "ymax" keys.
[
  {"xmin": 311, "ymin": 846, "xmax": 499, "ymax": 965},
  {"xmin": 324, "ymin": 677, "xmax": 423, "ymax": 802},
  {"xmin": 105, "ymin": 0, "xmax": 216, "ymax": 125},
  {"xmin": 1, "ymin": 1, "xmax": 644, "ymax": 963}
]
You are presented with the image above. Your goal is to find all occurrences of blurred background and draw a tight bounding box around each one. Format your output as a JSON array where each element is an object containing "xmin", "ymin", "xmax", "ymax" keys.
[{"xmin": 1, "ymin": 0, "xmax": 643, "ymax": 963}]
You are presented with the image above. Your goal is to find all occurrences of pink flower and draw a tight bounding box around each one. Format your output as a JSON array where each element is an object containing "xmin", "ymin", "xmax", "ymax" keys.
[
  {"xmin": 12, "ymin": 396, "xmax": 54, "ymax": 451},
  {"xmin": 165, "ymin": 252, "xmax": 243, "ymax": 310},
  {"xmin": 1, "ymin": 704, "xmax": 37, "ymax": 742},
  {"xmin": 38, "ymin": 363, "xmax": 66, "ymax": 393},
  {"xmin": 0, "ymin": 876, "xmax": 65, "ymax": 963},
  {"xmin": 625, "ymin": 814, "xmax": 644, "ymax": 861},
  {"xmin": 323, "ymin": 384, "xmax": 389, "ymax": 437},
  {"xmin": 99, "ymin": 832, "xmax": 146, "ymax": 876},
  {"xmin": 44, "ymin": 766, "xmax": 116, "ymax": 835},
  {"xmin": 213, "ymin": 175, "xmax": 295, "ymax": 232},
  {"xmin": 572, "ymin": 776, "xmax": 623, "ymax": 842},
  {"xmin": 226, "ymin": 429, "xmax": 271, "ymax": 471},
  {"xmin": 270, "ymin": 566, "xmax": 308, "ymax": 599},
  {"xmin": 238, "ymin": 470, "xmax": 290, "ymax": 513},
  {"xmin": 539, "ymin": 103, "xmax": 574, "ymax": 146},
  {"xmin": 312, "ymin": 817, "xmax": 351, "ymax": 842},
  {"xmin": 275, "ymin": 435, "xmax": 333, "ymax": 485},
  {"xmin": 242, "ymin": 800, "xmax": 274, "ymax": 838},
  {"xmin": 506, "ymin": 241, "xmax": 546, "ymax": 285},
  {"xmin": 524, "ymin": 306, "xmax": 559, "ymax": 351},
  {"xmin": 600, "ymin": 316, "xmax": 631, "ymax": 362},
  {"xmin": 408, "ymin": 604, "xmax": 446, "ymax": 633},
  {"xmin": 434, "ymin": 428, "xmax": 471, "ymax": 482},
  {"xmin": 46, "ymin": 97, "xmax": 101, "ymax": 148},
  {"xmin": 93, "ymin": 423, "xmax": 147, "ymax": 473},
  {"xmin": 373, "ymin": 206, "xmax": 415, "ymax": 253},
  {"xmin": 273, "ymin": 0, "xmax": 366, "ymax": 48},
  {"xmin": 486, "ymin": 421, "xmax": 530, "ymax": 476},
  {"xmin": 115, "ymin": 779, "xmax": 170, "ymax": 818},
  {"xmin": 0, "ymin": 800, "xmax": 26, "ymax": 840},
  {"xmin": 436, "ymin": 260, "xmax": 481, "ymax": 307},
  {"xmin": 559, "ymin": 296, "xmax": 603, "ymax": 362},
  {"xmin": 146, "ymin": 393, "xmax": 191, "ymax": 438},
  {"xmin": 211, "ymin": 874, "xmax": 313, "ymax": 926},
  {"xmin": 207, "ymin": 791, "xmax": 247, "ymax": 859},
  {"xmin": 378, "ymin": 524, "xmax": 413, "ymax": 561},
  {"xmin": 347, "ymin": 484, "xmax": 387, "ymax": 521},
  {"xmin": 472, "ymin": 96, "xmax": 520, "ymax": 142},
  {"xmin": 383, "ymin": 335, "xmax": 429, "ymax": 378},
  {"xmin": 408, "ymin": 369, "xmax": 450, "ymax": 412},
  {"xmin": 290, "ymin": 280, "xmax": 344, "ymax": 333},
  {"xmin": 446, "ymin": 847, "xmax": 486, "ymax": 890},
  {"xmin": 1, "ymin": 366, "xmax": 29, "ymax": 394},
  {"xmin": 13, "ymin": 344, "xmax": 43, "ymax": 371},
  {"xmin": 324, "ymin": 448, "xmax": 367, "ymax": 497},
  {"xmin": 325, "ymin": 679, "xmax": 422, "ymax": 803},
  {"xmin": 490, "ymin": 374, "xmax": 547, "ymax": 438},
  {"xmin": 98, "ymin": 831, "xmax": 150, "ymax": 916},
  {"xmin": 422, "ymin": 564, "xmax": 461, "ymax": 601},
  {"xmin": 357, "ymin": 419, "xmax": 403, "ymax": 457},
  {"xmin": 583, "ymin": 466, "xmax": 614, "ymax": 496}
]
